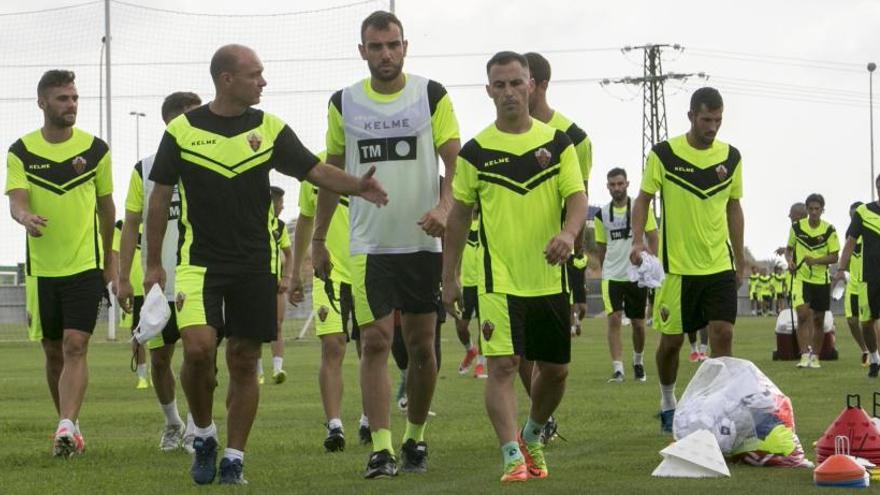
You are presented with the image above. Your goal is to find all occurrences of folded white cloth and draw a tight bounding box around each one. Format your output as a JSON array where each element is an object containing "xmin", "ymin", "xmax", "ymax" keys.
[
  {"xmin": 628, "ymin": 252, "xmax": 665, "ymax": 288},
  {"xmin": 131, "ymin": 284, "xmax": 171, "ymax": 344}
]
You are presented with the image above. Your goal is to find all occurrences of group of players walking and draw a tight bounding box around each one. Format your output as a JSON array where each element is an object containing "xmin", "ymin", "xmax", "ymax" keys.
[{"xmin": 6, "ymin": 8, "xmax": 791, "ymax": 486}]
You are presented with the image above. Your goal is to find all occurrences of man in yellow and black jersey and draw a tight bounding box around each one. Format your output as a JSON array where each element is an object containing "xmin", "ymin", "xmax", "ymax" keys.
[
  {"xmin": 757, "ymin": 268, "xmax": 775, "ymax": 316},
  {"xmin": 6, "ymin": 70, "xmax": 116, "ymax": 457},
  {"xmin": 772, "ymin": 265, "xmax": 788, "ymax": 314},
  {"xmin": 144, "ymin": 44, "xmax": 387, "ymax": 486},
  {"xmin": 311, "ymin": 12, "xmax": 461, "ymax": 478},
  {"xmin": 453, "ymin": 208, "xmax": 484, "ymax": 377},
  {"xmin": 748, "ymin": 267, "xmax": 760, "ymax": 315},
  {"xmin": 836, "ymin": 180, "xmax": 880, "ymax": 378},
  {"xmin": 290, "ymin": 150, "xmax": 367, "ymax": 452},
  {"xmin": 838, "ymin": 201, "xmax": 870, "ymax": 366},
  {"xmin": 116, "ymin": 91, "xmax": 202, "ymax": 453},
  {"xmin": 257, "ymin": 186, "xmax": 293, "ymax": 386},
  {"xmin": 630, "ymin": 87, "xmax": 745, "ymax": 435},
  {"xmin": 112, "ymin": 219, "xmax": 149, "ymax": 389},
  {"xmin": 521, "ymin": 53, "xmax": 590, "ymax": 436},
  {"xmin": 785, "ymin": 193, "xmax": 839, "ymax": 369},
  {"xmin": 443, "ymin": 51, "xmax": 587, "ymax": 483}
]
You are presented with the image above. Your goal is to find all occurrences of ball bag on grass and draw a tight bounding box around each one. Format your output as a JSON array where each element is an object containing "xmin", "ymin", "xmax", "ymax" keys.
[{"xmin": 674, "ymin": 357, "xmax": 812, "ymax": 468}]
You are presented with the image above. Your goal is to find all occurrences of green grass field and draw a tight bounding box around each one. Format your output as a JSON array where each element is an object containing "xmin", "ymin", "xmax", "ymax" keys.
[{"xmin": 2, "ymin": 316, "xmax": 878, "ymax": 494}]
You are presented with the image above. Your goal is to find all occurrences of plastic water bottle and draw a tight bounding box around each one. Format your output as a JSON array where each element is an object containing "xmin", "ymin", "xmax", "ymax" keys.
[{"xmin": 832, "ymin": 280, "xmax": 846, "ymax": 301}]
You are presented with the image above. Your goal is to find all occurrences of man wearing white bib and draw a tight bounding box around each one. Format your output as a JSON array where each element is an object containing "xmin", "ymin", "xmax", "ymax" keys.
[
  {"xmin": 117, "ymin": 91, "xmax": 202, "ymax": 452},
  {"xmin": 594, "ymin": 167, "xmax": 658, "ymax": 383},
  {"xmin": 312, "ymin": 11, "xmax": 461, "ymax": 478}
]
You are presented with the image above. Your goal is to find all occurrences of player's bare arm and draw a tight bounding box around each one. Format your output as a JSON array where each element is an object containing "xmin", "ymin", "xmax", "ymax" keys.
[
  {"xmin": 116, "ymin": 209, "xmax": 143, "ymax": 313},
  {"xmin": 7, "ymin": 189, "xmax": 47, "ymax": 237},
  {"xmin": 418, "ymin": 138, "xmax": 461, "ymax": 238},
  {"xmin": 545, "ymin": 191, "xmax": 587, "ymax": 265},
  {"xmin": 727, "ymin": 198, "xmax": 745, "ymax": 288},
  {"xmin": 143, "ymin": 183, "xmax": 172, "ymax": 293},
  {"xmin": 96, "ymin": 193, "xmax": 117, "ymax": 288},
  {"xmin": 441, "ymin": 199, "xmax": 473, "ymax": 318},
  {"xmin": 629, "ymin": 190, "xmax": 653, "ymax": 265}
]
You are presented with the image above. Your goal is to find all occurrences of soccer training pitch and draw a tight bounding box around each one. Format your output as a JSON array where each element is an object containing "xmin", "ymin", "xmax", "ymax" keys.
[{"xmin": 1, "ymin": 316, "xmax": 876, "ymax": 494}]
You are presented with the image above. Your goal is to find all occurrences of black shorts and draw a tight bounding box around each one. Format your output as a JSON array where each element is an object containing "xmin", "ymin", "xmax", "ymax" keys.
[
  {"xmin": 654, "ymin": 271, "xmax": 737, "ymax": 334},
  {"xmin": 340, "ymin": 282, "xmax": 360, "ymax": 341},
  {"xmin": 602, "ymin": 280, "xmax": 648, "ymax": 319},
  {"xmin": 131, "ymin": 295, "xmax": 145, "ymax": 331},
  {"xmin": 462, "ymin": 286, "xmax": 479, "ymax": 320},
  {"xmin": 567, "ymin": 263, "xmax": 587, "ymax": 304},
  {"xmin": 27, "ymin": 269, "xmax": 104, "ymax": 341},
  {"xmin": 175, "ymin": 268, "xmax": 277, "ymax": 342},
  {"xmin": 480, "ymin": 292, "xmax": 571, "ymax": 364},
  {"xmin": 798, "ymin": 281, "xmax": 831, "ymax": 313},
  {"xmin": 352, "ymin": 251, "xmax": 441, "ymax": 325},
  {"xmin": 864, "ymin": 282, "xmax": 880, "ymax": 321}
]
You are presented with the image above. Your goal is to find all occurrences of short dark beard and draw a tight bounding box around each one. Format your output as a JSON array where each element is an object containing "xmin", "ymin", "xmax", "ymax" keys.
[
  {"xmin": 47, "ymin": 112, "xmax": 74, "ymax": 128},
  {"xmin": 368, "ymin": 60, "xmax": 403, "ymax": 82}
]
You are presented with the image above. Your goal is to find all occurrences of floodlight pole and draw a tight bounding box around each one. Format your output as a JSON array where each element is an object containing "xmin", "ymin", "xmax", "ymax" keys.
[
  {"xmin": 104, "ymin": 0, "xmax": 112, "ymax": 148},
  {"xmin": 129, "ymin": 111, "xmax": 146, "ymax": 158},
  {"xmin": 870, "ymin": 62, "xmax": 876, "ymax": 201}
]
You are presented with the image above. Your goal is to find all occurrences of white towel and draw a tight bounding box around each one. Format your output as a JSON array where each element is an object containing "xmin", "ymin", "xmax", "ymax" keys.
[{"xmin": 627, "ymin": 252, "xmax": 666, "ymax": 289}]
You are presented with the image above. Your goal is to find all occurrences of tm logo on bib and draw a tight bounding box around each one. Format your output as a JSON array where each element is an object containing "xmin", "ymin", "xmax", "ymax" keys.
[{"xmin": 357, "ymin": 137, "xmax": 418, "ymax": 164}]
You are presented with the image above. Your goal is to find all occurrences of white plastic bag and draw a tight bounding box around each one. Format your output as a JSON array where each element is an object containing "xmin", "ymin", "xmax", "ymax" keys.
[{"xmin": 674, "ymin": 357, "xmax": 812, "ymax": 468}]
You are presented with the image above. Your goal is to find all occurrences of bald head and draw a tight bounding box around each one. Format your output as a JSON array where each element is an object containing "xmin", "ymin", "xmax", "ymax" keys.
[
  {"xmin": 210, "ymin": 44, "xmax": 256, "ymax": 84},
  {"xmin": 789, "ymin": 202, "xmax": 806, "ymax": 223}
]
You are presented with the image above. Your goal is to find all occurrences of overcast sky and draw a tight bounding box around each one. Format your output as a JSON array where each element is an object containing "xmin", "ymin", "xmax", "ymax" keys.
[{"xmin": 1, "ymin": 0, "xmax": 878, "ymax": 268}]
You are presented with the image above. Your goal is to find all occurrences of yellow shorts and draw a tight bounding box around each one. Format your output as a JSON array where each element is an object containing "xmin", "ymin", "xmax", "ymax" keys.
[{"xmin": 313, "ymin": 277, "xmax": 345, "ymax": 336}]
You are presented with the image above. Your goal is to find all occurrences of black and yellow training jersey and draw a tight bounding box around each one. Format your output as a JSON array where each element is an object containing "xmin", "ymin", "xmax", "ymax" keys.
[
  {"xmin": 787, "ymin": 218, "xmax": 839, "ymax": 284},
  {"xmin": 150, "ymin": 105, "xmax": 318, "ymax": 274},
  {"xmin": 453, "ymin": 119, "xmax": 584, "ymax": 297},
  {"xmin": 298, "ymin": 151, "xmax": 351, "ymax": 284},
  {"xmin": 546, "ymin": 111, "xmax": 592, "ymax": 184},
  {"xmin": 640, "ymin": 134, "xmax": 743, "ymax": 276},
  {"xmin": 6, "ymin": 128, "xmax": 112, "ymax": 277},
  {"xmin": 847, "ymin": 203, "xmax": 880, "ymax": 285}
]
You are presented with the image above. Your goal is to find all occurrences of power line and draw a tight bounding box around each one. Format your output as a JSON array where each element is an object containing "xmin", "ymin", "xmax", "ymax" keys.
[
  {"xmin": 0, "ymin": 1, "xmax": 100, "ymax": 17},
  {"xmin": 110, "ymin": 0, "xmax": 383, "ymax": 18},
  {"xmin": 690, "ymin": 47, "xmax": 861, "ymax": 68},
  {"xmin": 687, "ymin": 48, "xmax": 863, "ymax": 74},
  {"xmin": 711, "ymin": 76, "xmax": 865, "ymax": 98},
  {"xmin": 0, "ymin": 47, "xmax": 622, "ymax": 69},
  {"xmin": 0, "ymin": 76, "xmax": 610, "ymax": 103}
]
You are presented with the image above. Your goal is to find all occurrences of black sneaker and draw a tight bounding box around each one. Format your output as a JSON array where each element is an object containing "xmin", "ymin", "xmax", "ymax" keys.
[
  {"xmin": 607, "ymin": 370, "xmax": 624, "ymax": 383},
  {"xmin": 540, "ymin": 415, "xmax": 561, "ymax": 445},
  {"xmin": 400, "ymin": 439, "xmax": 428, "ymax": 473},
  {"xmin": 364, "ymin": 449, "xmax": 398, "ymax": 479},
  {"xmin": 633, "ymin": 364, "xmax": 647, "ymax": 382},
  {"xmin": 190, "ymin": 436, "xmax": 218, "ymax": 485},
  {"xmin": 324, "ymin": 426, "xmax": 345, "ymax": 452},
  {"xmin": 869, "ymin": 363, "xmax": 879, "ymax": 378},
  {"xmin": 219, "ymin": 457, "xmax": 248, "ymax": 485},
  {"xmin": 359, "ymin": 424, "xmax": 372, "ymax": 445}
]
